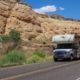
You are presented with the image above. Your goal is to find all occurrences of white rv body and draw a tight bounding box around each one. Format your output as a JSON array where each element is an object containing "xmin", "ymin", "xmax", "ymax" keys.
[
  {"xmin": 52, "ymin": 33, "xmax": 80, "ymax": 61},
  {"xmin": 52, "ymin": 34, "xmax": 75, "ymax": 43}
]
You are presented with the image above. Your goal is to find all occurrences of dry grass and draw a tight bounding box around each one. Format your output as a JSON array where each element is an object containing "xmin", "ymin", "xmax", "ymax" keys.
[{"xmin": 0, "ymin": 54, "xmax": 4, "ymax": 60}]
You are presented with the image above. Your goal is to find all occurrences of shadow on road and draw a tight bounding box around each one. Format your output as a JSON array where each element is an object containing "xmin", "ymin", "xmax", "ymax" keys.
[{"xmin": 55, "ymin": 59, "xmax": 79, "ymax": 62}]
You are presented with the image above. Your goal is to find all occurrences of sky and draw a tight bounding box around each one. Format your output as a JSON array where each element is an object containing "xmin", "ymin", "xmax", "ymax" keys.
[{"xmin": 22, "ymin": 0, "xmax": 80, "ymax": 20}]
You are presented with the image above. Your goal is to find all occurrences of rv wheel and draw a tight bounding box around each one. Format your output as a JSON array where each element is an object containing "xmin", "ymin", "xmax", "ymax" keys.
[
  {"xmin": 77, "ymin": 54, "xmax": 80, "ymax": 60},
  {"xmin": 69, "ymin": 55, "xmax": 73, "ymax": 61},
  {"xmin": 54, "ymin": 58, "xmax": 58, "ymax": 62}
]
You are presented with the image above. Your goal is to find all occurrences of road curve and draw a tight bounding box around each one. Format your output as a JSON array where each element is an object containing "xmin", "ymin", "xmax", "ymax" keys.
[{"xmin": 0, "ymin": 60, "xmax": 80, "ymax": 80}]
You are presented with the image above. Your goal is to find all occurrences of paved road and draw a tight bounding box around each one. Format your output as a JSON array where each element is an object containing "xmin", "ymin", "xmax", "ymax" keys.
[{"xmin": 0, "ymin": 60, "xmax": 80, "ymax": 80}]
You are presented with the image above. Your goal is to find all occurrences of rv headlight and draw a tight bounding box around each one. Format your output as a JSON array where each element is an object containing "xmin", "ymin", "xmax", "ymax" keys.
[
  {"xmin": 67, "ymin": 51, "xmax": 70, "ymax": 54},
  {"xmin": 64, "ymin": 52, "xmax": 67, "ymax": 54},
  {"xmin": 64, "ymin": 51, "xmax": 70, "ymax": 54}
]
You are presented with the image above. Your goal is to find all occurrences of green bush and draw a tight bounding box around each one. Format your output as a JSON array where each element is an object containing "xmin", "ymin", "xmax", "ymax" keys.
[
  {"xmin": 1, "ymin": 29, "xmax": 22, "ymax": 44},
  {"xmin": 0, "ymin": 61, "xmax": 4, "ymax": 68},
  {"xmin": 2, "ymin": 50, "xmax": 26, "ymax": 64},
  {"xmin": 27, "ymin": 55, "xmax": 42, "ymax": 63},
  {"xmin": 1, "ymin": 35, "xmax": 10, "ymax": 43},
  {"xmin": 43, "ymin": 42, "xmax": 46, "ymax": 44},
  {"xmin": 16, "ymin": 0, "xmax": 21, "ymax": 2},
  {"xmin": 33, "ymin": 50, "xmax": 45, "ymax": 58},
  {"xmin": 9, "ymin": 29, "xmax": 21, "ymax": 43},
  {"xmin": 28, "ymin": 36, "xmax": 32, "ymax": 41},
  {"xmin": 44, "ymin": 56, "xmax": 53, "ymax": 61}
]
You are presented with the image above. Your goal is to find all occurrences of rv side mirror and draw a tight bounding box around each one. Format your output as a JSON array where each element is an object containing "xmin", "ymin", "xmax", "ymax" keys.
[
  {"xmin": 73, "ymin": 43, "xmax": 79, "ymax": 49},
  {"xmin": 75, "ymin": 46, "xmax": 78, "ymax": 49},
  {"xmin": 73, "ymin": 46, "xmax": 78, "ymax": 49}
]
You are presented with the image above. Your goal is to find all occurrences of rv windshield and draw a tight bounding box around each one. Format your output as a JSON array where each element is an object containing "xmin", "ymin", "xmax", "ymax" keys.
[{"xmin": 57, "ymin": 43, "xmax": 72, "ymax": 49}]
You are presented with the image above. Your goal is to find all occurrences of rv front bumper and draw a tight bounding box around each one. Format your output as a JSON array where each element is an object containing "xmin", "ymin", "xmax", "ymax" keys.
[{"xmin": 54, "ymin": 55, "xmax": 70, "ymax": 59}]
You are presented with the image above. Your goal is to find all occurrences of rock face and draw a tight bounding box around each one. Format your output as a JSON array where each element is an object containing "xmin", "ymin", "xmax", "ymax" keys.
[
  {"xmin": 0, "ymin": 0, "xmax": 42, "ymax": 41},
  {"xmin": 0, "ymin": 0, "xmax": 80, "ymax": 42},
  {"xmin": 37, "ymin": 18, "xmax": 80, "ymax": 41}
]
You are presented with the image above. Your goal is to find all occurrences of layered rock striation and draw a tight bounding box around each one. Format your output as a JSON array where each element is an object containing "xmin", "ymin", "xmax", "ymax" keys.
[
  {"xmin": 0, "ymin": 0, "xmax": 42, "ymax": 41},
  {"xmin": 0, "ymin": 0, "xmax": 80, "ymax": 41}
]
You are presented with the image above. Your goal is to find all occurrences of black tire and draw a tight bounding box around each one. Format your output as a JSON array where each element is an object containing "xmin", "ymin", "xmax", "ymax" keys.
[
  {"xmin": 76, "ymin": 54, "xmax": 80, "ymax": 60},
  {"xmin": 54, "ymin": 58, "xmax": 58, "ymax": 62},
  {"xmin": 69, "ymin": 55, "xmax": 73, "ymax": 61}
]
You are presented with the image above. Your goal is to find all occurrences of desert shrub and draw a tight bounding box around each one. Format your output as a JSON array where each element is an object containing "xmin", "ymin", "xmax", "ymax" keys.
[
  {"xmin": 28, "ymin": 36, "xmax": 32, "ymax": 41},
  {"xmin": 1, "ymin": 35, "xmax": 10, "ymax": 43},
  {"xmin": 9, "ymin": 29, "xmax": 21, "ymax": 43},
  {"xmin": 1, "ymin": 29, "xmax": 22, "ymax": 53},
  {"xmin": 0, "ymin": 61, "xmax": 4, "ymax": 68},
  {"xmin": 16, "ymin": 0, "xmax": 21, "ymax": 2},
  {"xmin": 27, "ymin": 55, "xmax": 42, "ymax": 63},
  {"xmin": 43, "ymin": 42, "xmax": 46, "ymax": 44},
  {"xmin": 1, "ymin": 29, "xmax": 22, "ymax": 44},
  {"xmin": 44, "ymin": 56, "xmax": 53, "ymax": 61},
  {"xmin": 2, "ymin": 50, "xmax": 26, "ymax": 64},
  {"xmin": 33, "ymin": 50, "xmax": 45, "ymax": 58},
  {"xmin": 50, "ymin": 16, "xmax": 55, "ymax": 18}
]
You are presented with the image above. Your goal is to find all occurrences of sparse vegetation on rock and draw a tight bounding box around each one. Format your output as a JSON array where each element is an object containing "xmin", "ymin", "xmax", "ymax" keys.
[
  {"xmin": 1, "ymin": 29, "xmax": 22, "ymax": 53},
  {"xmin": 1, "ymin": 35, "xmax": 10, "ymax": 43},
  {"xmin": 16, "ymin": 0, "xmax": 21, "ymax": 2},
  {"xmin": 9, "ymin": 29, "xmax": 21, "ymax": 43},
  {"xmin": 33, "ymin": 50, "xmax": 45, "ymax": 58}
]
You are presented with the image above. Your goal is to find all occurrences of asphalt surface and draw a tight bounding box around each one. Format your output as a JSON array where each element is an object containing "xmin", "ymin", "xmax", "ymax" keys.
[{"xmin": 0, "ymin": 60, "xmax": 80, "ymax": 80}]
